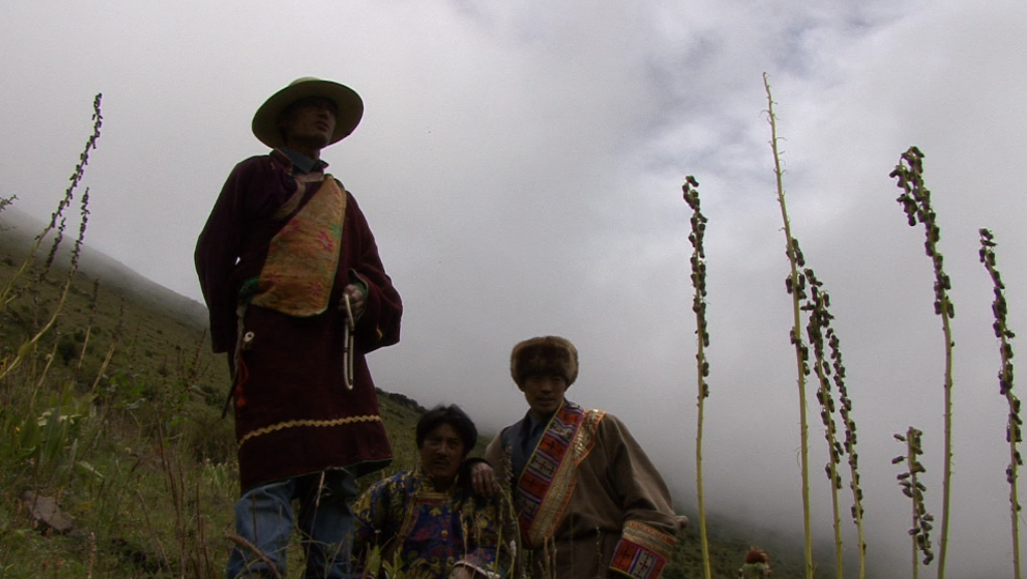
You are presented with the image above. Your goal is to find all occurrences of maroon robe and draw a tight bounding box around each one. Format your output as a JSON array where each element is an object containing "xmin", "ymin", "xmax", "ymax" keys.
[{"xmin": 195, "ymin": 150, "xmax": 402, "ymax": 491}]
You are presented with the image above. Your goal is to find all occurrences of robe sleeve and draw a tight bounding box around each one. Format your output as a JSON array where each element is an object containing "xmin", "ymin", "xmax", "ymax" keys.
[
  {"xmin": 195, "ymin": 165, "xmax": 244, "ymax": 353},
  {"xmin": 483, "ymin": 432, "xmax": 523, "ymax": 574},
  {"xmin": 600, "ymin": 414, "xmax": 679, "ymax": 579},
  {"xmin": 343, "ymin": 191, "xmax": 402, "ymax": 354},
  {"xmin": 484, "ymin": 434, "xmax": 509, "ymax": 484}
]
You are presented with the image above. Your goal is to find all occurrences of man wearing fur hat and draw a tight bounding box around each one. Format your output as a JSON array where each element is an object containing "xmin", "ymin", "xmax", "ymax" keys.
[
  {"xmin": 195, "ymin": 77, "xmax": 402, "ymax": 578},
  {"xmin": 483, "ymin": 336, "xmax": 679, "ymax": 579}
]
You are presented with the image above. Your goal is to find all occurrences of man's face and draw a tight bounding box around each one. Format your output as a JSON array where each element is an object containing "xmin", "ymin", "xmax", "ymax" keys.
[
  {"xmin": 521, "ymin": 375, "xmax": 568, "ymax": 418},
  {"xmin": 279, "ymin": 96, "xmax": 337, "ymax": 149},
  {"xmin": 419, "ymin": 422, "xmax": 466, "ymax": 490}
]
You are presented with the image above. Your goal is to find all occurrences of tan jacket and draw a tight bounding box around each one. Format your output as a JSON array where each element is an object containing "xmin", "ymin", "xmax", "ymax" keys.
[{"xmin": 485, "ymin": 402, "xmax": 678, "ymax": 579}]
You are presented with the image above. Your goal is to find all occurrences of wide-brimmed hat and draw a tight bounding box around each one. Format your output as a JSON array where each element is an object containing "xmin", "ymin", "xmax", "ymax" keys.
[
  {"xmin": 251, "ymin": 77, "xmax": 363, "ymax": 149},
  {"xmin": 510, "ymin": 336, "xmax": 579, "ymax": 388}
]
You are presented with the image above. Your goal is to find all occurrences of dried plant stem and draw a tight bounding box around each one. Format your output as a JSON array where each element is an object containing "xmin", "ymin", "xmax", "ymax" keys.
[
  {"xmin": 894, "ymin": 427, "xmax": 934, "ymax": 579},
  {"xmin": 0, "ymin": 94, "xmax": 101, "ymax": 383},
  {"xmin": 832, "ymin": 330, "xmax": 867, "ymax": 579},
  {"xmin": 891, "ymin": 146, "xmax": 954, "ymax": 578},
  {"xmin": 225, "ymin": 533, "xmax": 283, "ymax": 579},
  {"xmin": 33, "ymin": 325, "xmax": 62, "ymax": 395},
  {"xmin": 89, "ymin": 339, "xmax": 118, "ymax": 394},
  {"xmin": 801, "ymin": 266, "xmax": 866, "ymax": 577},
  {"xmin": 77, "ymin": 279, "xmax": 100, "ymax": 370},
  {"xmin": 979, "ymin": 228, "xmax": 1022, "ymax": 579},
  {"xmin": 155, "ymin": 419, "xmax": 187, "ymax": 574},
  {"xmin": 0, "ymin": 94, "xmax": 101, "ymax": 313},
  {"xmin": 682, "ymin": 175, "xmax": 712, "ymax": 579},
  {"xmin": 803, "ymin": 270, "xmax": 845, "ymax": 579},
  {"xmin": 763, "ymin": 72, "xmax": 814, "ymax": 579},
  {"xmin": 86, "ymin": 531, "xmax": 97, "ymax": 579},
  {"xmin": 89, "ymin": 299, "xmax": 124, "ymax": 395},
  {"xmin": 0, "ymin": 189, "xmax": 91, "ymax": 383},
  {"xmin": 135, "ymin": 488, "xmax": 173, "ymax": 574}
]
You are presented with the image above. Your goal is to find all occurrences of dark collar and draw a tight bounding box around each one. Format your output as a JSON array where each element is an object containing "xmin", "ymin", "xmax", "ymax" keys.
[{"xmin": 272, "ymin": 147, "xmax": 329, "ymax": 175}]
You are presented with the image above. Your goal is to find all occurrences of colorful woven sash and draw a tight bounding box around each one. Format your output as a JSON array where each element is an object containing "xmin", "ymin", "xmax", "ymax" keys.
[
  {"xmin": 514, "ymin": 401, "xmax": 605, "ymax": 548},
  {"xmin": 248, "ymin": 175, "xmax": 347, "ymax": 316}
]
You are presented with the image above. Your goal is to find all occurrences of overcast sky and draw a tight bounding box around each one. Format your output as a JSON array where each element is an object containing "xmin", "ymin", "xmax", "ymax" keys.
[{"xmin": 3, "ymin": 1, "xmax": 1027, "ymax": 576}]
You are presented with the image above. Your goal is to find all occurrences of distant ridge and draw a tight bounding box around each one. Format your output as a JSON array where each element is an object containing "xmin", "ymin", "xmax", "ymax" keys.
[{"xmin": 0, "ymin": 207, "xmax": 209, "ymax": 331}]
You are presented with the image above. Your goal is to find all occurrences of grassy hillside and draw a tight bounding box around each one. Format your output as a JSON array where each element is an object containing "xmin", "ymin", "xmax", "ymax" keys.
[{"xmin": 0, "ymin": 210, "xmax": 807, "ymax": 578}]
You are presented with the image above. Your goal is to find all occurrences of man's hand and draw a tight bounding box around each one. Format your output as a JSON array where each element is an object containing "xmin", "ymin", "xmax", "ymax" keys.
[
  {"xmin": 341, "ymin": 283, "xmax": 366, "ymax": 323},
  {"xmin": 470, "ymin": 461, "xmax": 499, "ymax": 496},
  {"xmin": 449, "ymin": 565, "xmax": 488, "ymax": 579}
]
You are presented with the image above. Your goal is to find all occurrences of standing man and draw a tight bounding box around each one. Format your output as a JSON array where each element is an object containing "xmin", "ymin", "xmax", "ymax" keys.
[
  {"xmin": 195, "ymin": 77, "xmax": 402, "ymax": 579},
  {"xmin": 484, "ymin": 336, "xmax": 679, "ymax": 579}
]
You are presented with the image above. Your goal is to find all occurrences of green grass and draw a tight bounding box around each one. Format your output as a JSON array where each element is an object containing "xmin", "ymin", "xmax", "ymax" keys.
[{"xmin": 0, "ymin": 230, "xmax": 431, "ymax": 578}]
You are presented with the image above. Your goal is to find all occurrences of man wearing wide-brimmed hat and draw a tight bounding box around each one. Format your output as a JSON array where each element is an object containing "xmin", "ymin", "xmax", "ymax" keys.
[
  {"xmin": 483, "ymin": 336, "xmax": 679, "ymax": 579},
  {"xmin": 195, "ymin": 77, "xmax": 403, "ymax": 578}
]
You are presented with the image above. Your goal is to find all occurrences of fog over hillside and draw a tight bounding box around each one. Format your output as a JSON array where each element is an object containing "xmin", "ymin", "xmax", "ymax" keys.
[{"xmin": 0, "ymin": 208, "xmax": 208, "ymax": 330}]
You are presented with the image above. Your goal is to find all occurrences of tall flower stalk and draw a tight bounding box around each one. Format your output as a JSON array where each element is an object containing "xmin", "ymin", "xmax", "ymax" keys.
[
  {"xmin": 831, "ymin": 319, "xmax": 867, "ymax": 578},
  {"xmin": 801, "ymin": 266, "xmax": 868, "ymax": 578},
  {"xmin": 802, "ymin": 269, "xmax": 846, "ymax": 579},
  {"xmin": 894, "ymin": 427, "xmax": 935, "ymax": 579},
  {"xmin": 979, "ymin": 228, "xmax": 1022, "ymax": 579},
  {"xmin": 682, "ymin": 175, "xmax": 712, "ymax": 579},
  {"xmin": 0, "ymin": 94, "xmax": 102, "ymax": 312},
  {"xmin": 763, "ymin": 72, "xmax": 814, "ymax": 579},
  {"xmin": 891, "ymin": 146, "xmax": 954, "ymax": 578},
  {"xmin": 0, "ymin": 95, "xmax": 102, "ymax": 383}
]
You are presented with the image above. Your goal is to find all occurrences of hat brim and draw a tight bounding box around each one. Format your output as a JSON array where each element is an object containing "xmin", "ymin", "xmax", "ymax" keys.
[{"xmin": 252, "ymin": 79, "xmax": 363, "ymax": 149}]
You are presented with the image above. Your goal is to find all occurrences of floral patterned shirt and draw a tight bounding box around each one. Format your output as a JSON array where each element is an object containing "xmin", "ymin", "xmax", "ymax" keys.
[{"xmin": 353, "ymin": 466, "xmax": 508, "ymax": 578}]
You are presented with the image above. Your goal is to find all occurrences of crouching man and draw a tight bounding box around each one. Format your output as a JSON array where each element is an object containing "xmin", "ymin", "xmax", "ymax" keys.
[{"xmin": 352, "ymin": 405, "xmax": 509, "ymax": 578}]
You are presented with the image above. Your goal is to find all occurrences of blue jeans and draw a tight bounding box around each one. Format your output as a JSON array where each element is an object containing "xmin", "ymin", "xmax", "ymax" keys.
[{"xmin": 226, "ymin": 470, "xmax": 358, "ymax": 579}]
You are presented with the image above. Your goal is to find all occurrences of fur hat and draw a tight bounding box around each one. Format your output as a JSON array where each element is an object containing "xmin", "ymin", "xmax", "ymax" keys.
[
  {"xmin": 510, "ymin": 336, "xmax": 579, "ymax": 388},
  {"xmin": 251, "ymin": 76, "xmax": 364, "ymax": 149}
]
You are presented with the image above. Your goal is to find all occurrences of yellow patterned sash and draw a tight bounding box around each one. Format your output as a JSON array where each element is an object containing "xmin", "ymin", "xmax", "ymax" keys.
[{"xmin": 249, "ymin": 175, "xmax": 347, "ymax": 316}]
